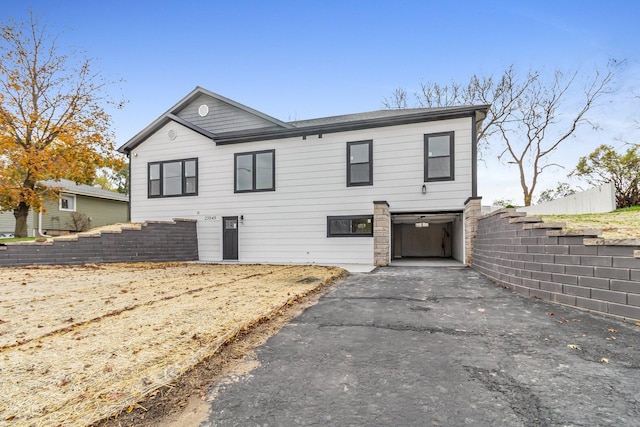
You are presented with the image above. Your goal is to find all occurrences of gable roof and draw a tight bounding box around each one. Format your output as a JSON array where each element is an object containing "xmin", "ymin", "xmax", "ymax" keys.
[
  {"xmin": 118, "ymin": 87, "xmax": 489, "ymax": 152},
  {"xmin": 39, "ymin": 179, "xmax": 129, "ymax": 202},
  {"xmin": 118, "ymin": 87, "xmax": 292, "ymax": 153}
]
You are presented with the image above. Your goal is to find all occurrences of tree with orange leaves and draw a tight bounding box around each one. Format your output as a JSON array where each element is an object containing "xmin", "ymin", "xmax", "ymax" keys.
[{"xmin": 0, "ymin": 14, "xmax": 124, "ymax": 237}]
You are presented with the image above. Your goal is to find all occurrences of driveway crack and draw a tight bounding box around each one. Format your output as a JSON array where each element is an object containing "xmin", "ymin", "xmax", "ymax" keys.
[{"xmin": 464, "ymin": 366, "xmax": 551, "ymax": 426}]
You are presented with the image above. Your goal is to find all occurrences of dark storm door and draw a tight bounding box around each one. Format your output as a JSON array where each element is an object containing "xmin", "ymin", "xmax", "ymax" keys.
[{"xmin": 223, "ymin": 216, "xmax": 238, "ymax": 260}]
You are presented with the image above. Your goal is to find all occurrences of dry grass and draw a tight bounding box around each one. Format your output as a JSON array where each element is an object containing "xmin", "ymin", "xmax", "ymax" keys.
[
  {"xmin": 541, "ymin": 208, "xmax": 640, "ymax": 239},
  {"xmin": 0, "ymin": 263, "xmax": 346, "ymax": 426}
]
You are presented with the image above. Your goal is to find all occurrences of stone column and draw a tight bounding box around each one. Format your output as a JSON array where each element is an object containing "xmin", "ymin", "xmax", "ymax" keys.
[
  {"xmin": 464, "ymin": 197, "xmax": 482, "ymax": 266},
  {"xmin": 373, "ymin": 201, "xmax": 390, "ymax": 266}
]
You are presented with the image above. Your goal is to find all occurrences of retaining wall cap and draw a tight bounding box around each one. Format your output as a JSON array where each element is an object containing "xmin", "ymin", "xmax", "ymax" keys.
[
  {"xmin": 52, "ymin": 236, "xmax": 79, "ymax": 242},
  {"xmin": 584, "ymin": 238, "xmax": 640, "ymax": 246},
  {"xmin": 144, "ymin": 220, "xmax": 177, "ymax": 225},
  {"xmin": 635, "ymin": 250, "xmax": 640, "ymax": 259},
  {"xmin": 90, "ymin": 223, "xmax": 142, "ymax": 232},
  {"xmin": 509, "ymin": 217, "xmax": 542, "ymax": 223},
  {"xmin": 478, "ymin": 208, "xmax": 509, "ymax": 219},
  {"xmin": 78, "ymin": 232, "xmax": 101, "ymax": 238},
  {"xmin": 522, "ymin": 222, "xmax": 566, "ymax": 229},
  {"xmin": 5, "ymin": 240, "xmax": 55, "ymax": 245},
  {"xmin": 173, "ymin": 218, "xmax": 198, "ymax": 222},
  {"xmin": 547, "ymin": 229, "xmax": 602, "ymax": 237},
  {"xmin": 117, "ymin": 224, "xmax": 143, "ymax": 230},
  {"xmin": 500, "ymin": 211, "xmax": 527, "ymax": 219}
]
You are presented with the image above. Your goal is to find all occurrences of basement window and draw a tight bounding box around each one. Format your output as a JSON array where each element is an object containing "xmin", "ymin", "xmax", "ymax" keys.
[{"xmin": 327, "ymin": 215, "xmax": 373, "ymax": 237}]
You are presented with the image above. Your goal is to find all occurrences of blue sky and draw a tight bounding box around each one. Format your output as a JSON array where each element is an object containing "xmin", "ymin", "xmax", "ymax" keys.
[{"xmin": 3, "ymin": 0, "xmax": 639, "ymax": 204}]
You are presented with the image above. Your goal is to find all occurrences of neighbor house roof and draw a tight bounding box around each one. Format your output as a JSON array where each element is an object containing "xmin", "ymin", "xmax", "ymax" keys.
[
  {"xmin": 118, "ymin": 87, "xmax": 489, "ymax": 152},
  {"xmin": 39, "ymin": 179, "xmax": 129, "ymax": 202}
]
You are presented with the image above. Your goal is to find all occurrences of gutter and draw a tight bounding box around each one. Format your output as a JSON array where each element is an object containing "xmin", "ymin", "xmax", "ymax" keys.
[
  {"xmin": 119, "ymin": 104, "xmax": 490, "ymax": 151},
  {"xmin": 214, "ymin": 106, "xmax": 489, "ymax": 145}
]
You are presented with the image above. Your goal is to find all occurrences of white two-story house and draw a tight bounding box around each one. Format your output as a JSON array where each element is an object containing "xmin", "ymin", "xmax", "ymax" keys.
[{"xmin": 118, "ymin": 87, "xmax": 488, "ymax": 266}]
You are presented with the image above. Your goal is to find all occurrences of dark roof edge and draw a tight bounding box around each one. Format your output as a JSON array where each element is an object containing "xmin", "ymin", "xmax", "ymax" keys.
[
  {"xmin": 167, "ymin": 113, "xmax": 217, "ymax": 139},
  {"xmin": 117, "ymin": 114, "xmax": 215, "ymax": 153},
  {"xmin": 215, "ymin": 105, "xmax": 489, "ymax": 145}
]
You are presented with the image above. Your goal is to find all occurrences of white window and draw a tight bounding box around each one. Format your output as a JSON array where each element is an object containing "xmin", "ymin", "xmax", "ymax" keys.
[{"xmin": 59, "ymin": 193, "xmax": 76, "ymax": 211}]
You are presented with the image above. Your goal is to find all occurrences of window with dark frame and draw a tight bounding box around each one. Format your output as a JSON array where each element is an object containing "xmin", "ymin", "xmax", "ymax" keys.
[
  {"xmin": 424, "ymin": 131, "xmax": 454, "ymax": 181},
  {"xmin": 234, "ymin": 150, "xmax": 275, "ymax": 193},
  {"xmin": 327, "ymin": 215, "xmax": 374, "ymax": 237},
  {"xmin": 347, "ymin": 140, "xmax": 373, "ymax": 186},
  {"xmin": 148, "ymin": 158, "xmax": 198, "ymax": 198}
]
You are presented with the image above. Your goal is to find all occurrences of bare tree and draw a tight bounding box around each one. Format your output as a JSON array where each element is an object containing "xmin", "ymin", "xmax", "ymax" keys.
[
  {"xmin": 497, "ymin": 67, "xmax": 617, "ymax": 205},
  {"xmin": 383, "ymin": 64, "xmax": 619, "ymax": 205},
  {"xmin": 382, "ymin": 87, "xmax": 408, "ymax": 109},
  {"xmin": 383, "ymin": 66, "xmax": 539, "ymax": 157},
  {"xmin": 68, "ymin": 212, "xmax": 90, "ymax": 232}
]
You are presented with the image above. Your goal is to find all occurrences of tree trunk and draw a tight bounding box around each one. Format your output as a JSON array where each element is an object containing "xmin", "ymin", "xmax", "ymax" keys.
[{"xmin": 13, "ymin": 202, "xmax": 30, "ymax": 238}]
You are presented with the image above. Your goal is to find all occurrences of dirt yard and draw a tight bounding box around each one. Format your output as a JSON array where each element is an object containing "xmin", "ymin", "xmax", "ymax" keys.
[{"xmin": 0, "ymin": 263, "xmax": 346, "ymax": 426}]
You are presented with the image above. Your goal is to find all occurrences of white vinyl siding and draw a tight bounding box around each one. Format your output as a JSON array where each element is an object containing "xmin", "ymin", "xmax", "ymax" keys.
[{"xmin": 129, "ymin": 116, "xmax": 474, "ymax": 265}]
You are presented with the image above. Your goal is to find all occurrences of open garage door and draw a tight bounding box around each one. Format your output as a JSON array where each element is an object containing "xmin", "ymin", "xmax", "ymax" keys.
[{"xmin": 391, "ymin": 212, "xmax": 463, "ymax": 260}]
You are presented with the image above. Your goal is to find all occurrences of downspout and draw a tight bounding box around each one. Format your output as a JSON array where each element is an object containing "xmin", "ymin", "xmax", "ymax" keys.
[
  {"xmin": 37, "ymin": 209, "xmax": 47, "ymax": 237},
  {"xmin": 126, "ymin": 150, "xmax": 131, "ymax": 222},
  {"xmin": 471, "ymin": 113, "xmax": 478, "ymax": 198}
]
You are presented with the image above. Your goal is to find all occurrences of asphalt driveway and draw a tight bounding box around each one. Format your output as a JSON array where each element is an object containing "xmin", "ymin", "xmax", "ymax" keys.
[{"xmin": 203, "ymin": 266, "xmax": 640, "ymax": 426}]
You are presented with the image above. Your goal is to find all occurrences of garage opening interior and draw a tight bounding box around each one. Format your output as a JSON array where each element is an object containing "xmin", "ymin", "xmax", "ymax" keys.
[{"xmin": 391, "ymin": 212, "xmax": 463, "ymax": 263}]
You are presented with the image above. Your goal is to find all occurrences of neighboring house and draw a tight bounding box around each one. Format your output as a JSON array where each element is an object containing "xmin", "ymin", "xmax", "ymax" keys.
[
  {"xmin": 118, "ymin": 87, "xmax": 488, "ymax": 266},
  {"xmin": 0, "ymin": 179, "xmax": 129, "ymax": 237}
]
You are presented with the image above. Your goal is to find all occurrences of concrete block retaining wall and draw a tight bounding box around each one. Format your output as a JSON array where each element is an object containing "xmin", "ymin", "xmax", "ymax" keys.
[
  {"xmin": 0, "ymin": 219, "xmax": 198, "ymax": 267},
  {"xmin": 473, "ymin": 209, "xmax": 640, "ymax": 323}
]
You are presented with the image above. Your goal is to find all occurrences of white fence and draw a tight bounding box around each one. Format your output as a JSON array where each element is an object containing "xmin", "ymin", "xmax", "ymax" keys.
[{"xmin": 517, "ymin": 183, "xmax": 616, "ymax": 215}]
